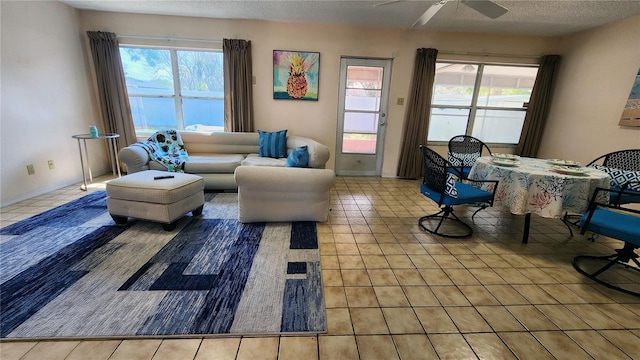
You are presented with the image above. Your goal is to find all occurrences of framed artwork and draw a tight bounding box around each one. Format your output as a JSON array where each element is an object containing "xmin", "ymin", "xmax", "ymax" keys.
[
  {"xmin": 273, "ymin": 50, "xmax": 319, "ymax": 101},
  {"xmin": 619, "ymin": 67, "xmax": 640, "ymax": 127}
]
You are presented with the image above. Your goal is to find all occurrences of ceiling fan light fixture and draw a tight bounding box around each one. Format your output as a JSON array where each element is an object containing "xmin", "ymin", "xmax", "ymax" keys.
[
  {"xmin": 412, "ymin": 1, "xmax": 447, "ymax": 27},
  {"xmin": 379, "ymin": 0, "xmax": 509, "ymax": 28},
  {"xmin": 462, "ymin": 0, "xmax": 508, "ymax": 19}
]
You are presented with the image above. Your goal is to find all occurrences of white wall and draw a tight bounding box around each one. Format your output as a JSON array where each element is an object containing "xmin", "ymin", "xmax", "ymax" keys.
[
  {"xmin": 1, "ymin": 1, "xmax": 104, "ymax": 206},
  {"xmin": 79, "ymin": 11, "xmax": 558, "ymax": 178},
  {"xmin": 538, "ymin": 15, "xmax": 640, "ymax": 164},
  {"xmin": 3, "ymin": 3, "xmax": 637, "ymax": 206}
]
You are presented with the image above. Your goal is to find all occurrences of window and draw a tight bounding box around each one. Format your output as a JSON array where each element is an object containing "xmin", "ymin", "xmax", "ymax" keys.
[
  {"xmin": 119, "ymin": 47, "xmax": 224, "ymax": 136},
  {"xmin": 428, "ymin": 62, "xmax": 538, "ymax": 145}
]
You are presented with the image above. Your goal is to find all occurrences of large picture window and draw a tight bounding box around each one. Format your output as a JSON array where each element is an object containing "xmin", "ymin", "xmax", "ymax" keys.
[
  {"xmin": 428, "ymin": 62, "xmax": 538, "ymax": 145},
  {"xmin": 119, "ymin": 47, "xmax": 224, "ymax": 136}
]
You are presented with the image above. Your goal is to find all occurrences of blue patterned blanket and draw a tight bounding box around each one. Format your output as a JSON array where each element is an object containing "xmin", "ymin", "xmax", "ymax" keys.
[{"xmin": 133, "ymin": 130, "xmax": 188, "ymax": 172}]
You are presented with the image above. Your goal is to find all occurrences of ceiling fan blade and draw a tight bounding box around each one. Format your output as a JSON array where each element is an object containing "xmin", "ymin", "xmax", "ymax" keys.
[
  {"xmin": 373, "ymin": 0, "xmax": 404, "ymax": 7},
  {"xmin": 462, "ymin": 0, "xmax": 508, "ymax": 19},
  {"xmin": 412, "ymin": 2, "xmax": 447, "ymax": 27}
]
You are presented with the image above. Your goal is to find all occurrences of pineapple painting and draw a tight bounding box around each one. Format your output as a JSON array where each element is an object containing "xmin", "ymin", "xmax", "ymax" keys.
[
  {"xmin": 274, "ymin": 50, "xmax": 319, "ymax": 101},
  {"xmin": 286, "ymin": 53, "xmax": 309, "ymax": 99}
]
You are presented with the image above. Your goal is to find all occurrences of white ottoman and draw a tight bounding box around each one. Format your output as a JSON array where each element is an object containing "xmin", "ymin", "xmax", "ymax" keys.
[{"xmin": 106, "ymin": 170, "xmax": 205, "ymax": 231}]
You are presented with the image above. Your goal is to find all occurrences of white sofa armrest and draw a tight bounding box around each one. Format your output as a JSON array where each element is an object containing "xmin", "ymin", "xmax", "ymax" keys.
[
  {"xmin": 235, "ymin": 166, "xmax": 335, "ymax": 223},
  {"xmin": 118, "ymin": 145, "xmax": 150, "ymax": 174},
  {"xmin": 287, "ymin": 136, "xmax": 330, "ymax": 168}
]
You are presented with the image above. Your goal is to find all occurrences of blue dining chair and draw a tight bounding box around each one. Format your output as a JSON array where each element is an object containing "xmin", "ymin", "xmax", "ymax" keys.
[
  {"xmin": 574, "ymin": 185, "xmax": 640, "ymax": 297},
  {"xmin": 419, "ymin": 145, "xmax": 498, "ymax": 238},
  {"xmin": 563, "ymin": 149, "xmax": 640, "ymax": 228}
]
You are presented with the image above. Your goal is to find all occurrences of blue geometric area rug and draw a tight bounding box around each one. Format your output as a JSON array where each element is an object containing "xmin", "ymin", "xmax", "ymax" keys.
[{"xmin": 0, "ymin": 191, "xmax": 326, "ymax": 339}]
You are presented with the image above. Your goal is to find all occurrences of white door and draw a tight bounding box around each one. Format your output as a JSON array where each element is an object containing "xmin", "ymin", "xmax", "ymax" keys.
[{"xmin": 335, "ymin": 58, "xmax": 392, "ymax": 176}]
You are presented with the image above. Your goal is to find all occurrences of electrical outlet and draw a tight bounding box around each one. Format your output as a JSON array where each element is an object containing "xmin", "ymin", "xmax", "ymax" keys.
[
  {"xmin": 397, "ymin": 97, "xmax": 405, "ymax": 105},
  {"xmin": 48, "ymin": 160, "xmax": 55, "ymax": 170},
  {"xmin": 27, "ymin": 164, "xmax": 35, "ymax": 175}
]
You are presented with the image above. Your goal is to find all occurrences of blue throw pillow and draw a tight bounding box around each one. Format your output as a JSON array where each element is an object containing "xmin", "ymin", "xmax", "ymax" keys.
[
  {"xmin": 286, "ymin": 145, "xmax": 309, "ymax": 167},
  {"xmin": 258, "ymin": 129, "xmax": 288, "ymax": 158}
]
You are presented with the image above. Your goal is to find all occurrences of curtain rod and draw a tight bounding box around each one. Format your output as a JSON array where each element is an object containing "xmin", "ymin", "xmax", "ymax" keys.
[
  {"xmin": 438, "ymin": 51, "xmax": 541, "ymax": 59},
  {"xmin": 117, "ymin": 34, "xmax": 223, "ymax": 44}
]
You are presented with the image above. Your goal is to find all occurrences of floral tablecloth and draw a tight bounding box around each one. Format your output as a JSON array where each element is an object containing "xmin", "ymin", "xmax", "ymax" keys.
[{"xmin": 468, "ymin": 157, "xmax": 610, "ymax": 218}]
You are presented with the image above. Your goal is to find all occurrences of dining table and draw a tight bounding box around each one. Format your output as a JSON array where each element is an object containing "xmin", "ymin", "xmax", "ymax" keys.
[{"xmin": 467, "ymin": 155, "xmax": 610, "ymax": 243}]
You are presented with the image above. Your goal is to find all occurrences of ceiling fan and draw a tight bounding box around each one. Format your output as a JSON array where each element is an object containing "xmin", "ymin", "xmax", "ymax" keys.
[{"xmin": 374, "ymin": 0, "xmax": 509, "ymax": 27}]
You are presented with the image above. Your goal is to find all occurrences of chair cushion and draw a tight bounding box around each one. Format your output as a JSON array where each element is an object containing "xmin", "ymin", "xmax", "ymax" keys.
[
  {"xmin": 610, "ymin": 186, "xmax": 640, "ymax": 204},
  {"xmin": 591, "ymin": 164, "xmax": 640, "ymax": 192},
  {"xmin": 453, "ymin": 182, "xmax": 494, "ymax": 205},
  {"xmin": 420, "ymin": 182, "xmax": 492, "ymax": 206},
  {"xmin": 579, "ymin": 208, "xmax": 640, "ymax": 245},
  {"xmin": 241, "ymin": 154, "xmax": 287, "ymax": 167},
  {"xmin": 183, "ymin": 154, "xmax": 244, "ymax": 173},
  {"xmin": 258, "ymin": 129, "xmax": 288, "ymax": 158}
]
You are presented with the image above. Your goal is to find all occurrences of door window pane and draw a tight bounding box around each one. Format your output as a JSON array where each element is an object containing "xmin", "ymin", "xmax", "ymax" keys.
[
  {"xmin": 428, "ymin": 108, "xmax": 470, "ymax": 142},
  {"xmin": 344, "ymin": 112, "xmax": 378, "ymax": 133},
  {"xmin": 342, "ymin": 133, "xmax": 377, "ymax": 154},
  {"xmin": 346, "ymin": 66, "xmax": 383, "ymax": 89},
  {"xmin": 476, "ymin": 65, "xmax": 537, "ymax": 108},
  {"xmin": 472, "ymin": 109, "xmax": 525, "ymax": 143},
  {"xmin": 345, "ymin": 88, "xmax": 381, "ymax": 111}
]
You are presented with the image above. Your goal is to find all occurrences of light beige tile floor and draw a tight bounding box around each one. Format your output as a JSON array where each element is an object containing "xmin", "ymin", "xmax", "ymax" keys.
[{"xmin": 1, "ymin": 175, "xmax": 639, "ymax": 359}]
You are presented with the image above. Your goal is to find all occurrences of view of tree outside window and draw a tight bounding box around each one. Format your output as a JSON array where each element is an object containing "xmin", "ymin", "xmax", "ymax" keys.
[
  {"xmin": 119, "ymin": 47, "xmax": 224, "ymax": 136},
  {"xmin": 428, "ymin": 62, "xmax": 538, "ymax": 144}
]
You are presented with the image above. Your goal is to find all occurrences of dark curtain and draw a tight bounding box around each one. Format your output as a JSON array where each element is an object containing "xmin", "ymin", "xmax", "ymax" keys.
[
  {"xmin": 396, "ymin": 48, "xmax": 438, "ymax": 179},
  {"xmin": 86, "ymin": 31, "xmax": 136, "ymax": 149},
  {"xmin": 516, "ymin": 55, "xmax": 561, "ymax": 157},
  {"xmin": 223, "ymin": 39, "xmax": 254, "ymax": 132}
]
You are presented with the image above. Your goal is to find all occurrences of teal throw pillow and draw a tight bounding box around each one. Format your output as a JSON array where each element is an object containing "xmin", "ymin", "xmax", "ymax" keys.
[
  {"xmin": 258, "ymin": 129, "xmax": 288, "ymax": 158},
  {"xmin": 286, "ymin": 145, "xmax": 309, "ymax": 168}
]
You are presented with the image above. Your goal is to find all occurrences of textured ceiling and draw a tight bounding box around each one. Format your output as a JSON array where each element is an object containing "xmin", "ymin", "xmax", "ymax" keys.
[{"xmin": 61, "ymin": 0, "xmax": 640, "ymax": 37}]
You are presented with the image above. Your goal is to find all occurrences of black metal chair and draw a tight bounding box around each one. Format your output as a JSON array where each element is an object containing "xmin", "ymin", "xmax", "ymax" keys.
[
  {"xmin": 586, "ymin": 149, "xmax": 640, "ymax": 206},
  {"xmin": 447, "ymin": 135, "xmax": 492, "ymax": 178},
  {"xmin": 563, "ymin": 149, "xmax": 640, "ymax": 229},
  {"xmin": 574, "ymin": 185, "xmax": 640, "ymax": 297},
  {"xmin": 419, "ymin": 145, "xmax": 498, "ymax": 238}
]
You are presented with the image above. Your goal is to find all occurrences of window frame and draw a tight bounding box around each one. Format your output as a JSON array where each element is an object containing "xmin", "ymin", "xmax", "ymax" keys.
[
  {"xmin": 428, "ymin": 61, "xmax": 539, "ymax": 147},
  {"xmin": 119, "ymin": 45, "xmax": 224, "ymax": 137}
]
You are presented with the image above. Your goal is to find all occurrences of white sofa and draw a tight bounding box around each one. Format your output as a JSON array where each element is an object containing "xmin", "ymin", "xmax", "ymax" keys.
[
  {"xmin": 235, "ymin": 166, "xmax": 335, "ymax": 223},
  {"xmin": 118, "ymin": 131, "xmax": 331, "ymax": 190}
]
